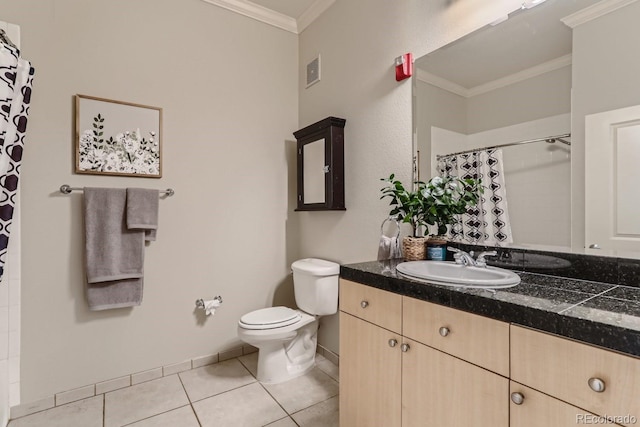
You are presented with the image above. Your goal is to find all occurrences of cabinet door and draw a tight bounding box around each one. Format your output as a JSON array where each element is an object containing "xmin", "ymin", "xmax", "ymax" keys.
[
  {"xmin": 510, "ymin": 382, "xmax": 618, "ymax": 427},
  {"xmin": 402, "ymin": 338, "xmax": 508, "ymax": 427},
  {"xmin": 339, "ymin": 312, "xmax": 402, "ymax": 427}
]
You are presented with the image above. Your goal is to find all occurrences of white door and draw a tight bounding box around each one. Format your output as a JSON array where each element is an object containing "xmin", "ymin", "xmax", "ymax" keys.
[{"xmin": 585, "ymin": 105, "xmax": 640, "ymax": 251}]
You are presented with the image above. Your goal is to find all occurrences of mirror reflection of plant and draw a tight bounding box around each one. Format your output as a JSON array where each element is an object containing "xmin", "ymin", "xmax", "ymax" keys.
[
  {"xmin": 380, "ymin": 174, "xmax": 428, "ymax": 237},
  {"xmin": 422, "ymin": 176, "xmax": 483, "ymax": 236}
]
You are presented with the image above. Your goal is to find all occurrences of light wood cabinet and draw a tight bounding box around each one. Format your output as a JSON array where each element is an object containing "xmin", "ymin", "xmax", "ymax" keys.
[
  {"xmin": 339, "ymin": 279, "xmax": 639, "ymax": 427},
  {"xmin": 339, "ymin": 311, "xmax": 401, "ymax": 427},
  {"xmin": 339, "ymin": 279, "xmax": 402, "ymax": 333},
  {"xmin": 402, "ymin": 337, "xmax": 508, "ymax": 427},
  {"xmin": 511, "ymin": 325, "xmax": 639, "ymax": 427},
  {"xmin": 403, "ymin": 296, "xmax": 509, "ymax": 376},
  {"xmin": 339, "ymin": 279, "xmax": 508, "ymax": 427},
  {"xmin": 510, "ymin": 382, "xmax": 602, "ymax": 426}
]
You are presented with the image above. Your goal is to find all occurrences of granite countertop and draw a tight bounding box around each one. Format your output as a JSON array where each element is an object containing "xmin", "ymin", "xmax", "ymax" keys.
[{"xmin": 340, "ymin": 259, "xmax": 640, "ymax": 358}]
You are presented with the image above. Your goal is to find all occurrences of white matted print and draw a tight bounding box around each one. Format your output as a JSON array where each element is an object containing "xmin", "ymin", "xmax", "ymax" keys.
[{"xmin": 75, "ymin": 94, "xmax": 162, "ymax": 178}]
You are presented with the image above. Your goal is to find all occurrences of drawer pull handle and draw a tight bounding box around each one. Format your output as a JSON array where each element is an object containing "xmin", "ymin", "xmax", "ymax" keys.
[
  {"xmin": 510, "ymin": 392, "xmax": 525, "ymax": 405},
  {"xmin": 439, "ymin": 327, "xmax": 450, "ymax": 337},
  {"xmin": 360, "ymin": 300, "xmax": 369, "ymax": 309},
  {"xmin": 388, "ymin": 339, "xmax": 398, "ymax": 348},
  {"xmin": 588, "ymin": 378, "xmax": 606, "ymax": 393},
  {"xmin": 401, "ymin": 343, "xmax": 411, "ymax": 352}
]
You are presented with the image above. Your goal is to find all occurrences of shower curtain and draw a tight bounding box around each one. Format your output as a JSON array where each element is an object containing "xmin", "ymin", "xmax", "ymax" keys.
[
  {"xmin": 437, "ymin": 148, "xmax": 513, "ymax": 245},
  {"xmin": 0, "ymin": 29, "xmax": 34, "ymax": 280}
]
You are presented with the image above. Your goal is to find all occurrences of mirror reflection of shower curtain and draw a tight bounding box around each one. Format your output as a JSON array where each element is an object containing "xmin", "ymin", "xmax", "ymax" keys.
[
  {"xmin": 437, "ymin": 148, "xmax": 513, "ymax": 245},
  {"xmin": 0, "ymin": 29, "xmax": 34, "ymax": 279}
]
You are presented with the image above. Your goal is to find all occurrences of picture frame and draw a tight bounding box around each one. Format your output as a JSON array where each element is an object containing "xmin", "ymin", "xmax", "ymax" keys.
[{"xmin": 75, "ymin": 94, "xmax": 163, "ymax": 178}]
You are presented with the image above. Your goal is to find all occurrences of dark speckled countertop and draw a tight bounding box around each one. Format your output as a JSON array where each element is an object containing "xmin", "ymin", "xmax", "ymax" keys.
[{"xmin": 340, "ymin": 259, "xmax": 640, "ymax": 358}]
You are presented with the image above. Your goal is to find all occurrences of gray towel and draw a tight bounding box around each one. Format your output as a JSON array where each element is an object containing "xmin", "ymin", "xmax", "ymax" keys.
[
  {"xmin": 127, "ymin": 188, "xmax": 159, "ymax": 242},
  {"xmin": 84, "ymin": 188, "xmax": 145, "ymax": 310}
]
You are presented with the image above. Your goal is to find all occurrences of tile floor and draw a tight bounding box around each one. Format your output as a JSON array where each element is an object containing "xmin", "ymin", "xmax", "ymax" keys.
[{"xmin": 8, "ymin": 353, "xmax": 339, "ymax": 427}]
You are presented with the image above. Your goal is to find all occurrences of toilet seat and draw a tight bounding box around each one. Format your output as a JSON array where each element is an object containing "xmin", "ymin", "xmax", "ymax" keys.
[{"xmin": 239, "ymin": 307, "xmax": 302, "ymax": 330}]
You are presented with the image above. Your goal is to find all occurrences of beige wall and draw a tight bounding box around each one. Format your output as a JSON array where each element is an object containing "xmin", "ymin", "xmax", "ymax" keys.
[
  {"xmin": 298, "ymin": 0, "xmax": 522, "ymax": 353},
  {"xmin": 0, "ymin": 0, "xmax": 298, "ymax": 402}
]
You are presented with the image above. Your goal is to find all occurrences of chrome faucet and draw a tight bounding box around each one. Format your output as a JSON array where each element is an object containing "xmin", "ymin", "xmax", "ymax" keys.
[
  {"xmin": 448, "ymin": 247, "xmax": 476, "ymax": 266},
  {"xmin": 475, "ymin": 251, "xmax": 498, "ymax": 267},
  {"xmin": 448, "ymin": 247, "xmax": 497, "ymax": 267}
]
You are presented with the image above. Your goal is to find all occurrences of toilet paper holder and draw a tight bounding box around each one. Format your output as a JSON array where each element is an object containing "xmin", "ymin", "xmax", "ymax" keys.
[{"xmin": 195, "ymin": 296, "xmax": 223, "ymax": 309}]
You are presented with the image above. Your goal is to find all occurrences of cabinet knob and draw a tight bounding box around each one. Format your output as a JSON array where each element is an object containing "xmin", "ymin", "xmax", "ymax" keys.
[
  {"xmin": 439, "ymin": 326, "xmax": 450, "ymax": 337},
  {"xmin": 401, "ymin": 343, "xmax": 410, "ymax": 352},
  {"xmin": 388, "ymin": 339, "xmax": 398, "ymax": 348},
  {"xmin": 510, "ymin": 392, "xmax": 525, "ymax": 405},
  {"xmin": 360, "ymin": 300, "xmax": 369, "ymax": 309},
  {"xmin": 588, "ymin": 377, "xmax": 606, "ymax": 393}
]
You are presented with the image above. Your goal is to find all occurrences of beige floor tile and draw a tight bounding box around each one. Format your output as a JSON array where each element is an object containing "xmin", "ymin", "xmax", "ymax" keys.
[
  {"xmin": 238, "ymin": 352, "xmax": 258, "ymax": 377},
  {"xmin": 126, "ymin": 405, "xmax": 199, "ymax": 427},
  {"xmin": 264, "ymin": 416, "xmax": 298, "ymax": 427},
  {"xmin": 315, "ymin": 354, "xmax": 339, "ymax": 382},
  {"xmin": 193, "ymin": 382, "xmax": 286, "ymax": 427},
  {"xmin": 179, "ymin": 358, "xmax": 255, "ymax": 402},
  {"xmin": 291, "ymin": 396, "xmax": 339, "ymax": 427},
  {"xmin": 104, "ymin": 375, "xmax": 188, "ymax": 427},
  {"xmin": 262, "ymin": 367, "xmax": 338, "ymax": 414},
  {"xmin": 8, "ymin": 396, "xmax": 103, "ymax": 427}
]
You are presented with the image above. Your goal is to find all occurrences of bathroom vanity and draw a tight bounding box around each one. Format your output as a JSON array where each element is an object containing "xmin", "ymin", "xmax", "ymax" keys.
[{"xmin": 339, "ymin": 255, "xmax": 640, "ymax": 427}]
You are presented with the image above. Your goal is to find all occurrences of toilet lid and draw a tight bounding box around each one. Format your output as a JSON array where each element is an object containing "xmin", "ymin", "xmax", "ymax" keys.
[{"xmin": 239, "ymin": 307, "xmax": 302, "ymax": 330}]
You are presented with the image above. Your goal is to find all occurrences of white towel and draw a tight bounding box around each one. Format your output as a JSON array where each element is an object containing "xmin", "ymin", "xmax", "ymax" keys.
[{"xmin": 377, "ymin": 235, "xmax": 402, "ymax": 261}]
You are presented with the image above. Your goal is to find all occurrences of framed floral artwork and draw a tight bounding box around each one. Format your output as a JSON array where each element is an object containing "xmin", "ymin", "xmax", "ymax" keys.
[{"xmin": 75, "ymin": 94, "xmax": 162, "ymax": 178}]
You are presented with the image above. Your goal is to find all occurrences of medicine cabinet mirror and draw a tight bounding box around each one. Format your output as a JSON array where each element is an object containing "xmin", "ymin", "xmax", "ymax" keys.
[{"xmin": 294, "ymin": 117, "xmax": 346, "ymax": 211}]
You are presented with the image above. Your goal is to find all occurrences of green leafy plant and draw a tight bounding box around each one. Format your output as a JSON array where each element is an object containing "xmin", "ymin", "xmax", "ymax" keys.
[
  {"xmin": 380, "ymin": 174, "xmax": 428, "ymax": 237},
  {"xmin": 421, "ymin": 175, "xmax": 483, "ymax": 236}
]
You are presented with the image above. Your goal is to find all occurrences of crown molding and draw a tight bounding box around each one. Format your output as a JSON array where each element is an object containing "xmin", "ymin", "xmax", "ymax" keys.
[
  {"xmin": 298, "ymin": 0, "xmax": 336, "ymax": 33},
  {"xmin": 468, "ymin": 54, "xmax": 572, "ymax": 97},
  {"xmin": 201, "ymin": 0, "xmax": 298, "ymax": 34},
  {"xmin": 561, "ymin": 0, "xmax": 639, "ymax": 28},
  {"xmin": 417, "ymin": 54, "xmax": 572, "ymax": 98},
  {"xmin": 416, "ymin": 69, "xmax": 470, "ymax": 98}
]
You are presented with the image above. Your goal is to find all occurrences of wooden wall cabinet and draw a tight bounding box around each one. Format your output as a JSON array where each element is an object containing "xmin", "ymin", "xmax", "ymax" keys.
[{"xmin": 293, "ymin": 117, "xmax": 345, "ymax": 211}]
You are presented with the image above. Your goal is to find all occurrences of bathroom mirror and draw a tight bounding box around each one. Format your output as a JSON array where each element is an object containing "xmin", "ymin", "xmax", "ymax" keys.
[
  {"xmin": 294, "ymin": 116, "xmax": 346, "ymax": 211},
  {"xmin": 413, "ymin": 0, "xmax": 602, "ymax": 250}
]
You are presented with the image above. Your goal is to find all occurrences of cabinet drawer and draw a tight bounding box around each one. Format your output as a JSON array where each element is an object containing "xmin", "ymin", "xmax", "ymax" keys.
[
  {"xmin": 511, "ymin": 325, "xmax": 640, "ymax": 427},
  {"xmin": 510, "ymin": 382, "xmax": 605, "ymax": 427},
  {"xmin": 403, "ymin": 297, "xmax": 509, "ymax": 376},
  {"xmin": 339, "ymin": 279, "xmax": 402, "ymax": 333}
]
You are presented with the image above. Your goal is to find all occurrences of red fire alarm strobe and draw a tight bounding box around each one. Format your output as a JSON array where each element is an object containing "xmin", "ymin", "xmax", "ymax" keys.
[{"xmin": 395, "ymin": 53, "xmax": 413, "ymax": 81}]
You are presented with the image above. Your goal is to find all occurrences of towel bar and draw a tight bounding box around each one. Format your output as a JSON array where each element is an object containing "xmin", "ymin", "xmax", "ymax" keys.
[{"xmin": 59, "ymin": 184, "xmax": 175, "ymax": 197}]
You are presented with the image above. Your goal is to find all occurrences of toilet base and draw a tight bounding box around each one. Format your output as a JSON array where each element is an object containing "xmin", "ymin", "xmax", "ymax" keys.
[{"xmin": 252, "ymin": 320, "xmax": 319, "ymax": 384}]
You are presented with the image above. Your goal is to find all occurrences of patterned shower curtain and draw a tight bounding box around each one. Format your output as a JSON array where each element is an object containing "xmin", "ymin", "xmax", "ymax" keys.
[
  {"xmin": 0, "ymin": 29, "xmax": 34, "ymax": 279},
  {"xmin": 437, "ymin": 148, "xmax": 513, "ymax": 245}
]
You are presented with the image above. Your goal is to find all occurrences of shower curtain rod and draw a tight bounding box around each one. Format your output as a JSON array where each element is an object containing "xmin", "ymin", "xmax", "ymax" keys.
[
  {"xmin": 435, "ymin": 133, "xmax": 571, "ymax": 160},
  {"xmin": 59, "ymin": 184, "xmax": 175, "ymax": 197}
]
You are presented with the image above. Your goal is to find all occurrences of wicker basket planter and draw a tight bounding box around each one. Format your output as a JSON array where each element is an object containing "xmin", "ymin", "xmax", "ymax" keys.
[{"xmin": 402, "ymin": 236, "xmax": 427, "ymax": 261}]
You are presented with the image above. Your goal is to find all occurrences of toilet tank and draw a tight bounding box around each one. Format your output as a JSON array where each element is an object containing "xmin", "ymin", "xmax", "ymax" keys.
[{"xmin": 291, "ymin": 258, "xmax": 340, "ymax": 316}]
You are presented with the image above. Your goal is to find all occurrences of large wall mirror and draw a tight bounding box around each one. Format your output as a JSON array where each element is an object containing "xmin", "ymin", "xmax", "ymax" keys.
[{"xmin": 413, "ymin": 0, "xmax": 640, "ymax": 253}]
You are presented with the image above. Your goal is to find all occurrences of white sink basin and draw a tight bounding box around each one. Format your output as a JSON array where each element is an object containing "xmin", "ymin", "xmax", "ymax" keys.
[{"xmin": 396, "ymin": 261, "xmax": 521, "ymax": 289}]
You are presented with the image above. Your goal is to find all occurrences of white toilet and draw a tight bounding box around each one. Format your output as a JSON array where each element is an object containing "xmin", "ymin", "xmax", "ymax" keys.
[{"xmin": 237, "ymin": 258, "xmax": 339, "ymax": 384}]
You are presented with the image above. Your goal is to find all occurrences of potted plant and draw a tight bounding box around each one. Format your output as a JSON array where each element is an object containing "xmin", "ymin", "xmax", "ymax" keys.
[
  {"xmin": 421, "ymin": 175, "xmax": 483, "ymax": 259},
  {"xmin": 380, "ymin": 174, "xmax": 429, "ymax": 260}
]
